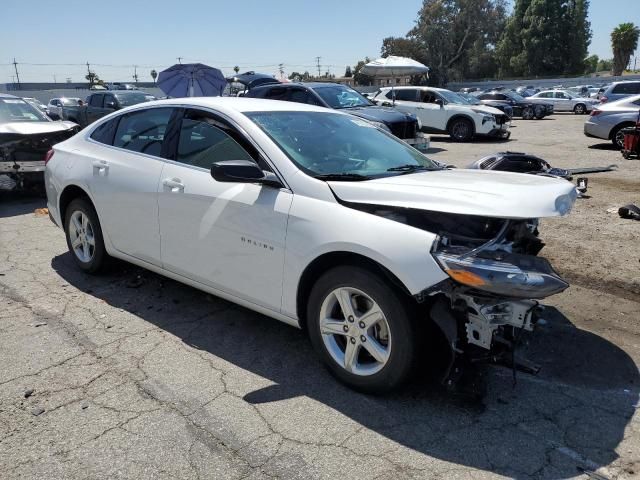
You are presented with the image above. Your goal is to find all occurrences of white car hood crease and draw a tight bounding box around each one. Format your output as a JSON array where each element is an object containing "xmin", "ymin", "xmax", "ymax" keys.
[{"xmin": 329, "ymin": 169, "xmax": 577, "ymax": 219}]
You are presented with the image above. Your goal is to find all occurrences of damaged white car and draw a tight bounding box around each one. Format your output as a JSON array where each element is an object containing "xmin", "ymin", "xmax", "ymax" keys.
[{"xmin": 45, "ymin": 98, "xmax": 576, "ymax": 393}]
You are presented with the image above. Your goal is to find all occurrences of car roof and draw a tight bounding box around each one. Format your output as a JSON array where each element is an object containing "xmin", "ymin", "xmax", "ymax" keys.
[
  {"xmin": 134, "ymin": 96, "xmax": 333, "ymax": 114},
  {"xmin": 380, "ymin": 86, "xmax": 449, "ymax": 92},
  {"xmin": 97, "ymin": 90, "xmax": 150, "ymax": 95}
]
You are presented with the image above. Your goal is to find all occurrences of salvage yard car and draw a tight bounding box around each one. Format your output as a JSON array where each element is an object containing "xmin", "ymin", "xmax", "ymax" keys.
[
  {"xmin": 529, "ymin": 90, "xmax": 598, "ymax": 114},
  {"xmin": 0, "ymin": 93, "xmax": 79, "ymax": 192},
  {"xmin": 61, "ymin": 91, "xmax": 156, "ymax": 127},
  {"xmin": 584, "ymin": 94, "xmax": 640, "ymax": 148},
  {"xmin": 245, "ymin": 82, "xmax": 428, "ymax": 149},
  {"xmin": 46, "ymin": 98, "xmax": 576, "ymax": 393},
  {"xmin": 477, "ymin": 91, "xmax": 554, "ymax": 120},
  {"xmin": 371, "ymin": 86, "xmax": 510, "ymax": 142}
]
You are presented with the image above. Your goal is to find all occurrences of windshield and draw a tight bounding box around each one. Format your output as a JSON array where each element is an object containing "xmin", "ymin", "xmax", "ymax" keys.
[
  {"xmin": 438, "ymin": 90, "xmax": 470, "ymax": 105},
  {"xmin": 246, "ymin": 111, "xmax": 439, "ymax": 179},
  {"xmin": 312, "ymin": 85, "xmax": 373, "ymax": 109},
  {"xmin": 457, "ymin": 93, "xmax": 481, "ymax": 105},
  {"xmin": 61, "ymin": 98, "xmax": 80, "ymax": 106},
  {"xmin": 0, "ymin": 97, "xmax": 49, "ymax": 123},
  {"xmin": 504, "ymin": 91, "xmax": 526, "ymax": 102},
  {"xmin": 115, "ymin": 93, "xmax": 156, "ymax": 106}
]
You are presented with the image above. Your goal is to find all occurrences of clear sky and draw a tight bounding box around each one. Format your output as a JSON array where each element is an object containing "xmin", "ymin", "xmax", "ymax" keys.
[{"xmin": 1, "ymin": 0, "xmax": 638, "ymax": 83}]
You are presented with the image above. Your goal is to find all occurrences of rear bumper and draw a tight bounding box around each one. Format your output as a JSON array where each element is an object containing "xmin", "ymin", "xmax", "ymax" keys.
[{"xmin": 583, "ymin": 121, "xmax": 610, "ymax": 140}]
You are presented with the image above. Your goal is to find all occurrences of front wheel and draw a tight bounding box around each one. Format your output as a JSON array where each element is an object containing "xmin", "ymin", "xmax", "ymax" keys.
[
  {"xmin": 573, "ymin": 104, "xmax": 586, "ymax": 115},
  {"xmin": 64, "ymin": 198, "xmax": 108, "ymax": 273},
  {"xmin": 448, "ymin": 118, "xmax": 474, "ymax": 142},
  {"xmin": 534, "ymin": 105, "xmax": 545, "ymax": 119},
  {"xmin": 307, "ymin": 266, "xmax": 418, "ymax": 393}
]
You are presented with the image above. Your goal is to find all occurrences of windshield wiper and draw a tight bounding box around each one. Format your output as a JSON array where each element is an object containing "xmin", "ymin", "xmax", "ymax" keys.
[
  {"xmin": 386, "ymin": 164, "xmax": 440, "ymax": 173},
  {"xmin": 314, "ymin": 173, "xmax": 371, "ymax": 181}
]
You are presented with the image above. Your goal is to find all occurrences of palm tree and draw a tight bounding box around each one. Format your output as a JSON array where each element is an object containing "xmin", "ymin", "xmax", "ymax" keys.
[
  {"xmin": 611, "ymin": 23, "xmax": 640, "ymax": 76},
  {"xmin": 234, "ymin": 66, "xmax": 240, "ymax": 74}
]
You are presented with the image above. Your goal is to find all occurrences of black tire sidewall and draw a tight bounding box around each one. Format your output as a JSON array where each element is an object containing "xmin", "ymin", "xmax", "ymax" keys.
[
  {"xmin": 574, "ymin": 104, "xmax": 585, "ymax": 114},
  {"xmin": 306, "ymin": 266, "xmax": 417, "ymax": 393},
  {"xmin": 449, "ymin": 118, "xmax": 473, "ymax": 142},
  {"xmin": 64, "ymin": 198, "xmax": 107, "ymax": 273}
]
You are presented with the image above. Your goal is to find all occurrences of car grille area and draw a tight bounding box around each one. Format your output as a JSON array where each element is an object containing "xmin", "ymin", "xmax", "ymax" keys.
[{"xmin": 389, "ymin": 120, "xmax": 418, "ymax": 139}]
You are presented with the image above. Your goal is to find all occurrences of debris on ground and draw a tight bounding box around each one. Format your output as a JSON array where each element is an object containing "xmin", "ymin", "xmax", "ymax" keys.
[
  {"xmin": 30, "ymin": 406, "xmax": 45, "ymax": 416},
  {"xmin": 33, "ymin": 208, "xmax": 49, "ymax": 217},
  {"xmin": 125, "ymin": 275, "xmax": 145, "ymax": 288},
  {"xmin": 24, "ymin": 389, "xmax": 34, "ymax": 398},
  {"xmin": 619, "ymin": 204, "xmax": 640, "ymax": 220}
]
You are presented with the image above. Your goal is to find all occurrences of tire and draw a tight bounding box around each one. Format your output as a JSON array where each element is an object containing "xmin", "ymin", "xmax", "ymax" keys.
[
  {"xmin": 611, "ymin": 124, "xmax": 632, "ymax": 149},
  {"xmin": 64, "ymin": 198, "xmax": 108, "ymax": 273},
  {"xmin": 534, "ymin": 105, "xmax": 545, "ymax": 119},
  {"xmin": 307, "ymin": 266, "xmax": 418, "ymax": 393},
  {"xmin": 522, "ymin": 107, "xmax": 535, "ymax": 120},
  {"xmin": 448, "ymin": 118, "xmax": 474, "ymax": 142},
  {"xmin": 573, "ymin": 103, "xmax": 586, "ymax": 115}
]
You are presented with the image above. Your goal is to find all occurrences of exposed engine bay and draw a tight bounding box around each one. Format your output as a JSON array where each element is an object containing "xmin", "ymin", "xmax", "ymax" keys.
[{"xmin": 343, "ymin": 200, "xmax": 569, "ymax": 386}]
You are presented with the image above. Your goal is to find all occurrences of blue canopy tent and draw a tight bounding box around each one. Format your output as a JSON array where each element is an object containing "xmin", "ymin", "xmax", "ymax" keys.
[{"xmin": 157, "ymin": 63, "xmax": 226, "ymax": 98}]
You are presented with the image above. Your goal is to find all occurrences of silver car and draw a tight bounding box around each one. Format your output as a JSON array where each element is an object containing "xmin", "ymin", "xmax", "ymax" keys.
[
  {"xmin": 584, "ymin": 94, "xmax": 640, "ymax": 148},
  {"xmin": 530, "ymin": 90, "xmax": 598, "ymax": 114},
  {"xmin": 599, "ymin": 81, "xmax": 640, "ymax": 104}
]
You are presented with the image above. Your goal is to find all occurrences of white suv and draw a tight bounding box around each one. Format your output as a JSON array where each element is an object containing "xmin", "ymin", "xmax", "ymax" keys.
[
  {"xmin": 372, "ymin": 87, "xmax": 510, "ymax": 141},
  {"xmin": 45, "ymin": 98, "xmax": 575, "ymax": 393}
]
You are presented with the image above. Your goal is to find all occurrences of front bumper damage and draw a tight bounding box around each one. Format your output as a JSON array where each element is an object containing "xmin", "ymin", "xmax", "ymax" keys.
[{"xmin": 421, "ymin": 218, "xmax": 569, "ymax": 390}]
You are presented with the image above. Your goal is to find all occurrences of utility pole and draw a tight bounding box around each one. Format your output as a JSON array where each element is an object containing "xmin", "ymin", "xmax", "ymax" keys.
[
  {"xmin": 12, "ymin": 58, "xmax": 20, "ymax": 89},
  {"xmin": 177, "ymin": 57, "xmax": 183, "ymax": 64},
  {"xmin": 133, "ymin": 65, "xmax": 138, "ymax": 83},
  {"xmin": 315, "ymin": 57, "xmax": 321, "ymax": 78}
]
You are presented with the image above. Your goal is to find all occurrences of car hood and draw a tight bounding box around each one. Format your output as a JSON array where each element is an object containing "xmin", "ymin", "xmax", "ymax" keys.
[
  {"xmin": 329, "ymin": 169, "xmax": 577, "ymax": 219},
  {"xmin": 464, "ymin": 104, "xmax": 505, "ymax": 115},
  {"xmin": 341, "ymin": 106, "xmax": 414, "ymax": 124},
  {"xmin": 0, "ymin": 121, "xmax": 78, "ymax": 135}
]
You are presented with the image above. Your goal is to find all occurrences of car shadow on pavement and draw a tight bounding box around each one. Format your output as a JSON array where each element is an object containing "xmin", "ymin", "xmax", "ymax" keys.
[
  {"xmin": 52, "ymin": 254, "xmax": 640, "ymax": 478},
  {"xmin": 588, "ymin": 143, "xmax": 619, "ymax": 151},
  {"xmin": 429, "ymin": 135, "xmax": 512, "ymax": 144},
  {"xmin": 0, "ymin": 193, "xmax": 46, "ymax": 218}
]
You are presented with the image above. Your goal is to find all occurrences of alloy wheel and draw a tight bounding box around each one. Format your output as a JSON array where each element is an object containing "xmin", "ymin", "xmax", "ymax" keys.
[
  {"xmin": 69, "ymin": 211, "xmax": 96, "ymax": 263},
  {"xmin": 319, "ymin": 287, "xmax": 392, "ymax": 376},
  {"xmin": 575, "ymin": 104, "xmax": 585, "ymax": 114},
  {"xmin": 451, "ymin": 121, "xmax": 470, "ymax": 141}
]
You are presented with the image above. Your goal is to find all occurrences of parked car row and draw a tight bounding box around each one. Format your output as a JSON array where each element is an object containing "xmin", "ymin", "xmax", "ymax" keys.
[{"xmin": 584, "ymin": 94, "xmax": 640, "ymax": 148}]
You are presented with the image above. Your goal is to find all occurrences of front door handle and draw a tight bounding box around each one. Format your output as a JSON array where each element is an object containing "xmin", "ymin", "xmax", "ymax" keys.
[{"xmin": 162, "ymin": 177, "xmax": 185, "ymax": 192}]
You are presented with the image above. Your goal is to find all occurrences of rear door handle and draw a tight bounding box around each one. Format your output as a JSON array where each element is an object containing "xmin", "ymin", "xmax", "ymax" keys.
[
  {"xmin": 162, "ymin": 177, "xmax": 185, "ymax": 192},
  {"xmin": 92, "ymin": 160, "xmax": 108, "ymax": 172}
]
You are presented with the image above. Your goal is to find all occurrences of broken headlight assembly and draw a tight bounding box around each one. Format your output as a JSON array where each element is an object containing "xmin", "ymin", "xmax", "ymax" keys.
[{"xmin": 431, "ymin": 224, "xmax": 568, "ymax": 299}]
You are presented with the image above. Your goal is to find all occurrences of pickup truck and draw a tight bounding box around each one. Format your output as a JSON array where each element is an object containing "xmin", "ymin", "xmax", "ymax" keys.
[{"xmin": 61, "ymin": 91, "xmax": 156, "ymax": 127}]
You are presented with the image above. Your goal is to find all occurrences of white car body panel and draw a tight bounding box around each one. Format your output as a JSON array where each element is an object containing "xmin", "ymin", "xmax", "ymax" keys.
[
  {"xmin": 45, "ymin": 97, "xmax": 575, "ymax": 329},
  {"xmin": 328, "ymin": 169, "xmax": 577, "ymax": 219}
]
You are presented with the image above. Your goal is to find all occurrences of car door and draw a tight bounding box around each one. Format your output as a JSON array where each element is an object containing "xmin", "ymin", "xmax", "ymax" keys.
[
  {"xmin": 287, "ymin": 87, "xmax": 322, "ymax": 106},
  {"xmin": 553, "ymin": 92, "xmax": 571, "ymax": 111},
  {"xmin": 86, "ymin": 94, "xmax": 105, "ymax": 124},
  {"xmin": 87, "ymin": 106, "xmax": 175, "ymax": 266},
  {"xmin": 387, "ymin": 89, "xmax": 432, "ymax": 129},
  {"xmin": 418, "ymin": 89, "xmax": 448, "ymax": 131},
  {"xmin": 157, "ymin": 108, "xmax": 292, "ymax": 311}
]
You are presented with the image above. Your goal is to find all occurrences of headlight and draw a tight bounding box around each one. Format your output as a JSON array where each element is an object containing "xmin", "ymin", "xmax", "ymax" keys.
[
  {"xmin": 432, "ymin": 250, "xmax": 569, "ymax": 299},
  {"xmin": 555, "ymin": 192, "xmax": 576, "ymax": 216},
  {"xmin": 367, "ymin": 120, "xmax": 391, "ymax": 133}
]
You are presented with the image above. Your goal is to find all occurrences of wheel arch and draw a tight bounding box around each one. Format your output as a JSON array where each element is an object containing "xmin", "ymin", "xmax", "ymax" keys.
[
  {"xmin": 296, "ymin": 251, "xmax": 413, "ymax": 331},
  {"xmin": 59, "ymin": 184, "xmax": 93, "ymax": 225},
  {"xmin": 609, "ymin": 121, "xmax": 636, "ymax": 139},
  {"xmin": 446, "ymin": 114, "xmax": 476, "ymax": 134}
]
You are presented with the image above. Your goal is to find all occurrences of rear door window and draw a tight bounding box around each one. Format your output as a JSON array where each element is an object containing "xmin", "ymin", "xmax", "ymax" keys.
[
  {"xmin": 113, "ymin": 107, "xmax": 173, "ymax": 157},
  {"xmin": 287, "ymin": 88, "xmax": 321, "ymax": 105},
  {"xmin": 394, "ymin": 89, "xmax": 418, "ymax": 101},
  {"xmin": 265, "ymin": 87, "xmax": 288, "ymax": 101},
  {"xmin": 90, "ymin": 117, "xmax": 120, "ymax": 145}
]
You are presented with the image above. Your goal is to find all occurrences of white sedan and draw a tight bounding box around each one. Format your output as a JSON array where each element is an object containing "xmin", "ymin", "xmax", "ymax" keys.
[
  {"xmin": 529, "ymin": 90, "xmax": 598, "ymax": 114},
  {"xmin": 45, "ymin": 98, "xmax": 576, "ymax": 393}
]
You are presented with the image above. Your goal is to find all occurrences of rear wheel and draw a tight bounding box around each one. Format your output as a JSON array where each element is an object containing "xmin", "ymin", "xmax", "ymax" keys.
[
  {"xmin": 64, "ymin": 198, "xmax": 108, "ymax": 273},
  {"xmin": 522, "ymin": 107, "xmax": 535, "ymax": 120},
  {"xmin": 307, "ymin": 266, "xmax": 417, "ymax": 393},
  {"xmin": 573, "ymin": 103, "xmax": 586, "ymax": 115},
  {"xmin": 611, "ymin": 124, "xmax": 632, "ymax": 149},
  {"xmin": 534, "ymin": 105, "xmax": 545, "ymax": 119},
  {"xmin": 448, "ymin": 118, "xmax": 474, "ymax": 142}
]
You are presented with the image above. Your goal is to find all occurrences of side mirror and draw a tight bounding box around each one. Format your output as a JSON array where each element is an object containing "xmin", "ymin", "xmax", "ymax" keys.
[
  {"xmin": 211, "ymin": 160, "xmax": 283, "ymax": 188},
  {"xmin": 435, "ymin": 98, "xmax": 444, "ymax": 107},
  {"xmin": 104, "ymin": 101, "xmax": 117, "ymax": 109}
]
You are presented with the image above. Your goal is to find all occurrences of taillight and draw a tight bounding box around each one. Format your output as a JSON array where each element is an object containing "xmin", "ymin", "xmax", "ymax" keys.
[
  {"xmin": 600, "ymin": 96, "xmax": 608, "ymax": 103},
  {"xmin": 590, "ymin": 109, "xmax": 601, "ymax": 116},
  {"xmin": 44, "ymin": 149, "xmax": 55, "ymax": 165}
]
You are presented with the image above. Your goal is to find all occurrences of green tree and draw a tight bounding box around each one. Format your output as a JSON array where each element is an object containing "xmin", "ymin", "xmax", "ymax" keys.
[
  {"xmin": 234, "ymin": 66, "xmax": 240, "ymax": 74},
  {"xmin": 353, "ymin": 57, "xmax": 374, "ymax": 86},
  {"xmin": 611, "ymin": 23, "xmax": 640, "ymax": 75},
  {"xmin": 382, "ymin": 0, "xmax": 507, "ymax": 85},
  {"xmin": 596, "ymin": 58, "xmax": 613, "ymax": 72},
  {"xmin": 288, "ymin": 72, "xmax": 303, "ymax": 81},
  {"xmin": 497, "ymin": 0, "xmax": 591, "ymax": 77},
  {"xmin": 584, "ymin": 54, "xmax": 598, "ymax": 74},
  {"xmin": 344, "ymin": 66, "xmax": 352, "ymax": 77},
  {"xmin": 150, "ymin": 69, "xmax": 158, "ymax": 83}
]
